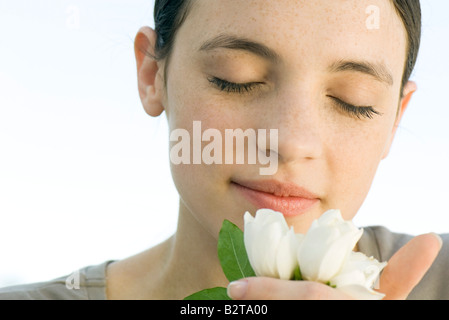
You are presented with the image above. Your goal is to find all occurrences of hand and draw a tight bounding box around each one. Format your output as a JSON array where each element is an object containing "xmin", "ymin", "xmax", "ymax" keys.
[
  {"xmin": 227, "ymin": 233, "xmax": 442, "ymax": 300},
  {"xmin": 378, "ymin": 233, "xmax": 442, "ymax": 300}
]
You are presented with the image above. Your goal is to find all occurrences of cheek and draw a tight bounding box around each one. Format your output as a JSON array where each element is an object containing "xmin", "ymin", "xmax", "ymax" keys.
[
  {"xmin": 166, "ymin": 88, "xmax": 249, "ymax": 236},
  {"xmin": 325, "ymin": 120, "xmax": 393, "ymax": 220},
  {"xmin": 170, "ymin": 153, "xmax": 247, "ymax": 238}
]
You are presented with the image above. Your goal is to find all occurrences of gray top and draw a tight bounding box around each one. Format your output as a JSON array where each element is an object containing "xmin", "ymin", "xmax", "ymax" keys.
[
  {"xmin": 0, "ymin": 260, "xmax": 113, "ymax": 300},
  {"xmin": 1, "ymin": 226, "xmax": 448, "ymax": 300}
]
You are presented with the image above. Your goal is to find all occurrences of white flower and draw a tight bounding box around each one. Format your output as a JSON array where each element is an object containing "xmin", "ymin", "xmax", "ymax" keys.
[
  {"xmin": 242, "ymin": 208, "xmax": 387, "ymax": 300},
  {"xmin": 330, "ymin": 251, "xmax": 387, "ymax": 300},
  {"xmin": 244, "ymin": 209, "xmax": 302, "ymax": 280},
  {"xmin": 297, "ymin": 209, "xmax": 363, "ymax": 283}
]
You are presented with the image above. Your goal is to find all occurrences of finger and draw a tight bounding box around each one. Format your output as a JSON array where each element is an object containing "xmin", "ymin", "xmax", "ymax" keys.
[
  {"xmin": 378, "ymin": 233, "xmax": 442, "ymax": 300},
  {"xmin": 227, "ymin": 277, "xmax": 352, "ymax": 300}
]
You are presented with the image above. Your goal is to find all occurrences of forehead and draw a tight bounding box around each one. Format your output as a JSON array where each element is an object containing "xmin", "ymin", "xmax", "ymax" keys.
[{"xmin": 174, "ymin": 0, "xmax": 407, "ymax": 86}]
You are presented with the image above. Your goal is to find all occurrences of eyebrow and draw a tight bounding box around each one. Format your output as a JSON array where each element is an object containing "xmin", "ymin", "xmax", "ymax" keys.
[
  {"xmin": 199, "ymin": 34, "xmax": 280, "ymax": 63},
  {"xmin": 199, "ymin": 34, "xmax": 394, "ymax": 86},
  {"xmin": 328, "ymin": 60, "xmax": 394, "ymax": 86}
]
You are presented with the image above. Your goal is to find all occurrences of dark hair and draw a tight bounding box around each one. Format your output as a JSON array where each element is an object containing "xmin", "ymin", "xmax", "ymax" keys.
[
  {"xmin": 152, "ymin": 0, "xmax": 193, "ymax": 84},
  {"xmin": 391, "ymin": 0, "xmax": 421, "ymax": 95},
  {"xmin": 152, "ymin": 0, "xmax": 421, "ymax": 93}
]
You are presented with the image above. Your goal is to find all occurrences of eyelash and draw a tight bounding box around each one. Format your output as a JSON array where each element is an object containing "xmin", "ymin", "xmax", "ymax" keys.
[
  {"xmin": 327, "ymin": 96, "xmax": 382, "ymax": 120},
  {"xmin": 208, "ymin": 77, "xmax": 381, "ymax": 120},
  {"xmin": 207, "ymin": 77, "xmax": 262, "ymax": 94}
]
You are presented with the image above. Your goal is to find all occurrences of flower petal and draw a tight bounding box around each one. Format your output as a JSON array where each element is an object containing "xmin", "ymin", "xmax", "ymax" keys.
[
  {"xmin": 244, "ymin": 209, "xmax": 293, "ymax": 278},
  {"xmin": 297, "ymin": 210, "xmax": 363, "ymax": 282},
  {"xmin": 276, "ymin": 227, "xmax": 302, "ymax": 280}
]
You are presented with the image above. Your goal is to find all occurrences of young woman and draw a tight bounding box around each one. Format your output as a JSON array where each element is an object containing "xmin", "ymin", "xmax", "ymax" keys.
[{"xmin": 0, "ymin": 0, "xmax": 447, "ymax": 300}]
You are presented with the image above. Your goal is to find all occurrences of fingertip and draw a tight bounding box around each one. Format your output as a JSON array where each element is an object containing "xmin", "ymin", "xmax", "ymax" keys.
[
  {"xmin": 407, "ymin": 232, "xmax": 442, "ymax": 266},
  {"xmin": 429, "ymin": 232, "xmax": 443, "ymax": 250},
  {"xmin": 227, "ymin": 280, "xmax": 248, "ymax": 300},
  {"xmin": 379, "ymin": 232, "xmax": 443, "ymax": 300},
  {"xmin": 416, "ymin": 233, "xmax": 443, "ymax": 261}
]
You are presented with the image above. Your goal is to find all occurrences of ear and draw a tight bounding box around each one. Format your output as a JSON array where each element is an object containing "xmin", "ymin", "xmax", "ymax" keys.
[
  {"xmin": 381, "ymin": 81, "xmax": 417, "ymax": 159},
  {"xmin": 134, "ymin": 26, "xmax": 165, "ymax": 117}
]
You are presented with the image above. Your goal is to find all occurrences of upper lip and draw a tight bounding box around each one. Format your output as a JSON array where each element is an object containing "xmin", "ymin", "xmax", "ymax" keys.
[{"xmin": 232, "ymin": 179, "xmax": 319, "ymax": 199}]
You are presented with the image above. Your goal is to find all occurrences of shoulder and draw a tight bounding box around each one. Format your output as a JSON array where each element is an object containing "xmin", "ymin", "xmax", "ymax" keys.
[
  {"xmin": 360, "ymin": 226, "xmax": 414, "ymax": 261},
  {"xmin": 361, "ymin": 226, "xmax": 449, "ymax": 300},
  {"xmin": 0, "ymin": 261, "xmax": 114, "ymax": 300}
]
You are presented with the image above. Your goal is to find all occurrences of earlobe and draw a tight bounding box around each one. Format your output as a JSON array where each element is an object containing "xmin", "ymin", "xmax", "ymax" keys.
[
  {"xmin": 134, "ymin": 26, "xmax": 165, "ymax": 117},
  {"xmin": 381, "ymin": 81, "xmax": 417, "ymax": 159}
]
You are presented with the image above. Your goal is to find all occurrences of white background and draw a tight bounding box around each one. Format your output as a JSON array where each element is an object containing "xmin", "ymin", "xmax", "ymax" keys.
[{"xmin": 0, "ymin": 0, "xmax": 448, "ymax": 287}]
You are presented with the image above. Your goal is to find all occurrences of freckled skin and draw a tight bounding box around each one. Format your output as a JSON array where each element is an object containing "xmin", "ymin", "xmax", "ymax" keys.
[
  {"xmin": 165, "ymin": 0, "xmax": 407, "ymax": 235},
  {"xmin": 106, "ymin": 0, "xmax": 420, "ymax": 300}
]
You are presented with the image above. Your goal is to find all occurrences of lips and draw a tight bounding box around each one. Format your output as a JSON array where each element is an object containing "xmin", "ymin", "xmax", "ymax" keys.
[{"xmin": 232, "ymin": 179, "xmax": 319, "ymax": 217}]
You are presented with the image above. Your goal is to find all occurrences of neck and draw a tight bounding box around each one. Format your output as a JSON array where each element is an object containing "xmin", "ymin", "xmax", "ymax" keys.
[
  {"xmin": 154, "ymin": 200, "xmax": 229, "ymax": 299},
  {"xmin": 106, "ymin": 200, "xmax": 229, "ymax": 299}
]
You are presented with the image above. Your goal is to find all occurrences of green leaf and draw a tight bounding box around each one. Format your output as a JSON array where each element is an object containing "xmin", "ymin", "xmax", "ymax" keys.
[
  {"xmin": 293, "ymin": 265, "xmax": 303, "ymax": 281},
  {"xmin": 217, "ymin": 220, "xmax": 256, "ymax": 282},
  {"xmin": 184, "ymin": 287, "xmax": 231, "ymax": 300},
  {"xmin": 183, "ymin": 219, "xmax": 256, "ymax": 300}
]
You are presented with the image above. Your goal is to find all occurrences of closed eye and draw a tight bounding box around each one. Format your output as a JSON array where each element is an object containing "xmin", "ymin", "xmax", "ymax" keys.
[
  {"xmin": 207, "ymin": 76, "xmax": 264, "ymax": 94},
  {"xmin": 327, "ymin": 95, "xmax": 382, "ymax": 120}
]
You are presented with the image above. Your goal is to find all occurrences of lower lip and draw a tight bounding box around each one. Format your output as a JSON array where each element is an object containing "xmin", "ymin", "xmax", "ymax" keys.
[{"xmin": 232, "ymin": 182, "xmax": 319, "ymax": 217}]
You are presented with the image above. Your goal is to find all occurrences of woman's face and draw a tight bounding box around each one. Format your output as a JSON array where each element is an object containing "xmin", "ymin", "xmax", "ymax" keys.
[{"xmin": 156, "ymin": 0, "xmax": 412, "ymax": 235}]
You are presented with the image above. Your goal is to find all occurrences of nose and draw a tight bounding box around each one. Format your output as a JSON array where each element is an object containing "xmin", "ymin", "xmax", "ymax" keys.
[{"xmin": 260, "ymin": 88, "xmax": 324, "ymax": 165}]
